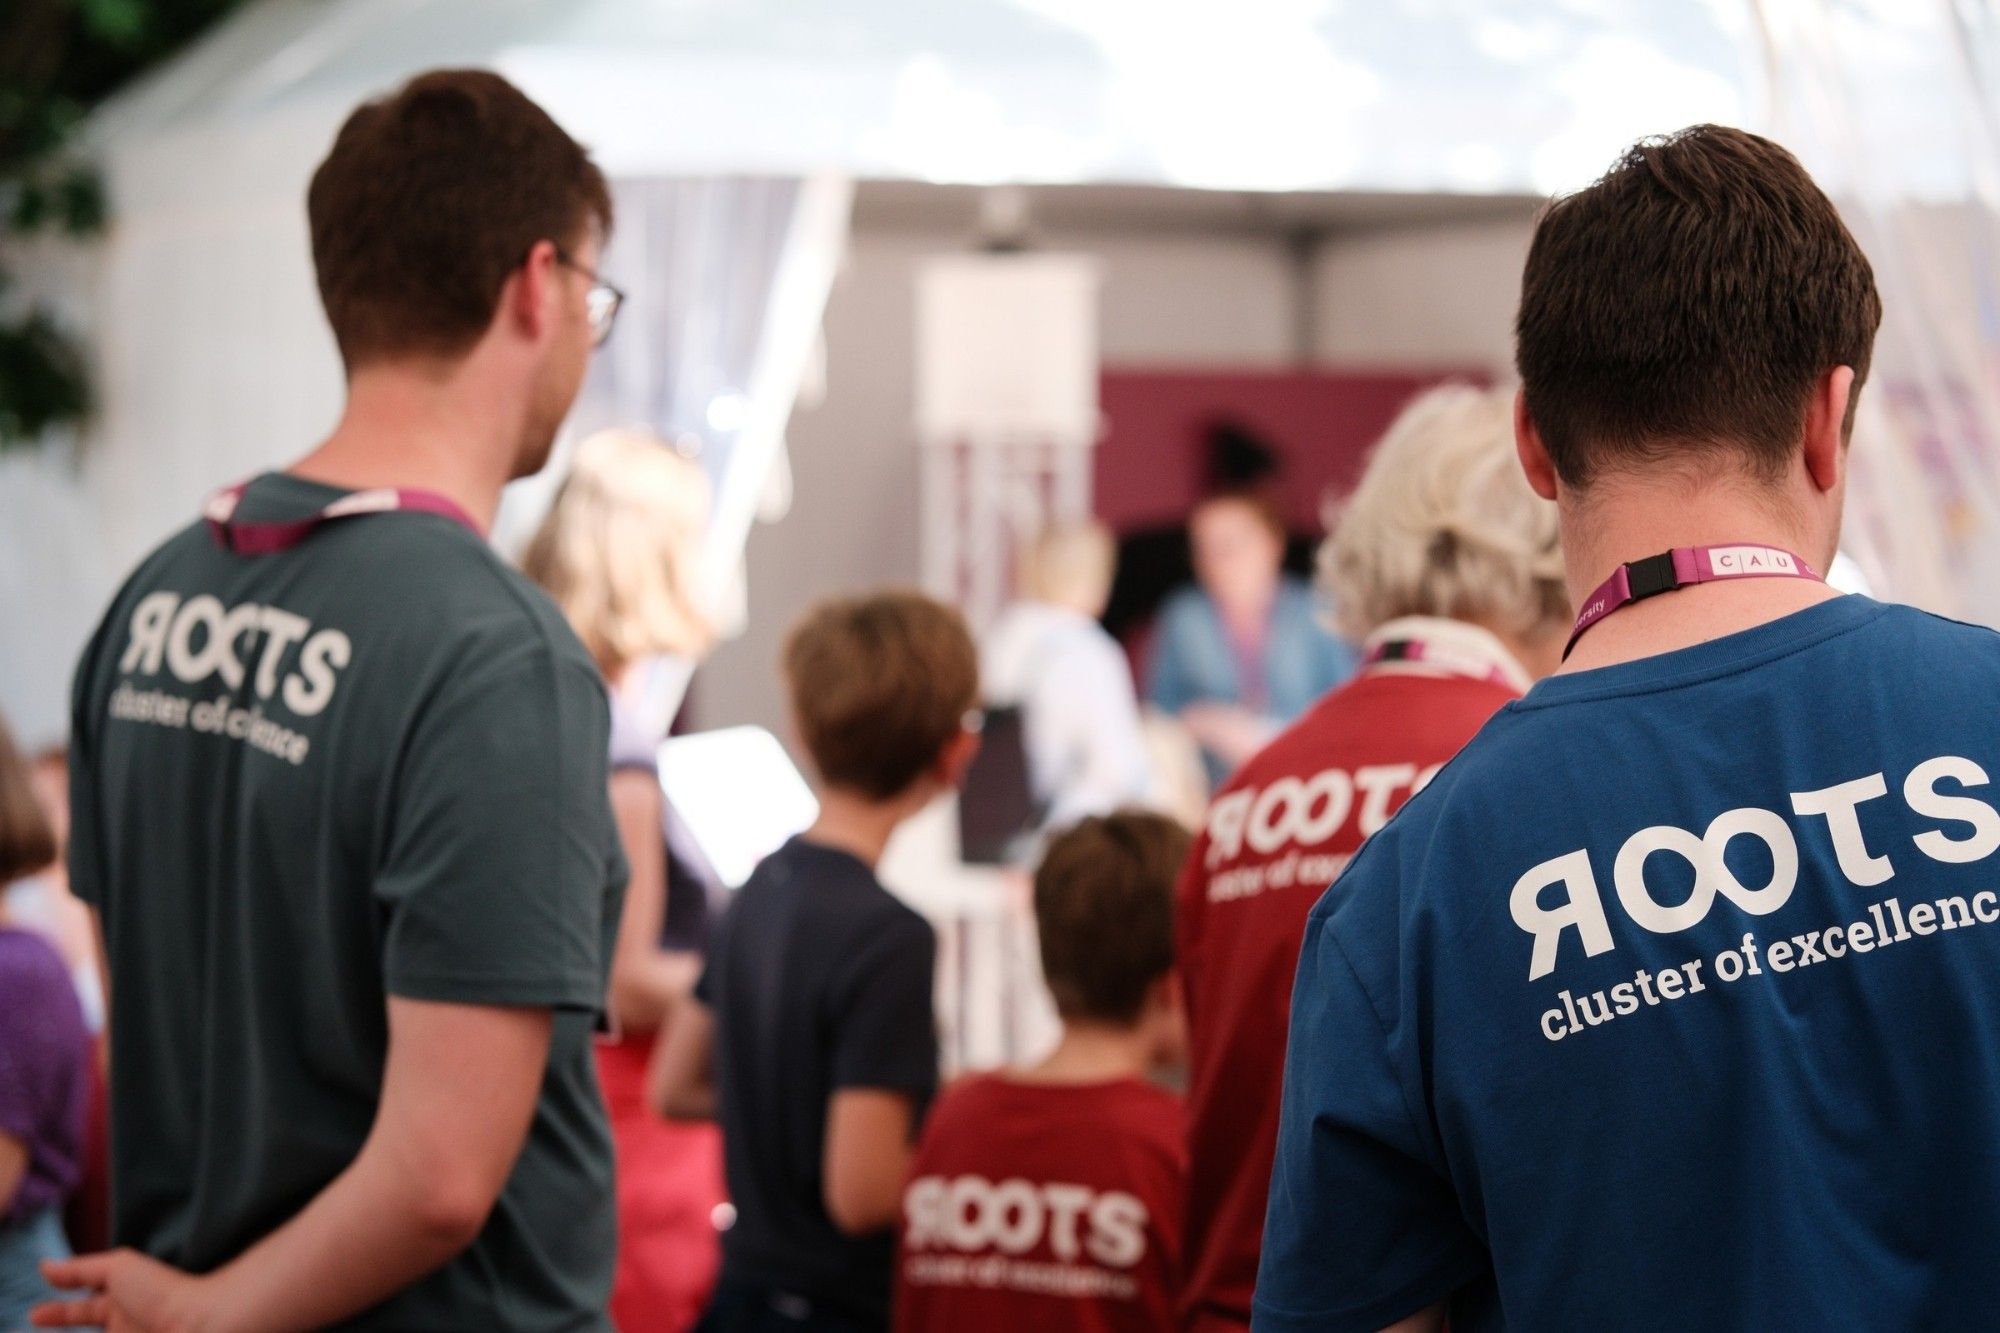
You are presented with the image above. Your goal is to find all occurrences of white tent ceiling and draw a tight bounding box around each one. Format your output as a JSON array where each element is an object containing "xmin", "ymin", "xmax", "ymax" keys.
[{"xmin": 87, "ymin": 0, "xmax": 1780, "ymax": 211}]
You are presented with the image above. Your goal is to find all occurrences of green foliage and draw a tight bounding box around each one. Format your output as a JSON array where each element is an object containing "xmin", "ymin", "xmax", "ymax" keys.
[{"xmin": 0, "ymin": 0, "xmax": 250, "ymax": 450}]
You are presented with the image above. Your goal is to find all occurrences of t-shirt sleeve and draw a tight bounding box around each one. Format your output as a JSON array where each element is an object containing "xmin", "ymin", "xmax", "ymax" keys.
[
  {"xmin": 606, "ymin": 694, "xmax": 660, "ymax": 775},
  {"xmin": 1036, "ymin": 634, "xmax": 1154, "ymax": 826},
  {"xmin": 1253, "ymin": 914, "xmax": 1485, "ymax": 1333},
  {"xmin": 829, "ymin": 910, "xmax": 938, "ymax": 1096},
  {"xmin": 66, "ymin": 610, "xmax": 112, "ymax": 909},
  {"xmin": 376, "ymin": 638, "xmax": 625, "ymax": 1012},
  {"xmin": 0, "ymin": 941, "xmax": 86, "ymax": 1145}
]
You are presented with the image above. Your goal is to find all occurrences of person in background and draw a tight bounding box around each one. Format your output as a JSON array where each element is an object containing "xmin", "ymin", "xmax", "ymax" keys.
[
  {"xmin": 0, "ymin": 748, "xmax": 100, "ymax": 1036},
  {"xmin": 44, "ymin": 70, "xmax": 628, "ymax": 1330},
  {"xmin": 0, "ymin": 714, "xmax": 90, "ymax": 1332},
  {"xmin": 652, "ymin": 592, "xmax": 978, "ymax": 1333},
  {"xmin": 1178, "ymin": 385, "xmax": 1566, "ymax": 1333},
  {"xmin": 983, "ymin": 522, "xmax": 1155, "ymax": 833},
  {"xmin": 1147, "ymin": 491, "xmax": 1356, "ymax": 787},
  {"xmin": 522, "ymin": 426, "xmax": 726, "ymax": 1332},
  {"xmin": 5, "ymin": 745, "xmax": 111, "ymax": 1261},
  {"xmin": 895, "ymin": 810, "xmax": 1191, "ymax": 1333}
]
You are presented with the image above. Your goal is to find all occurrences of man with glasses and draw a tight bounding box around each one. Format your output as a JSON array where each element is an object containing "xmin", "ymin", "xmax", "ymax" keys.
[
  {"xmin": 44, "ymin": 70, "xmax": 630, "ymax": 1330},
  {"xmin": 558, "ymin": 247, "xmax": 625, "ymax": 347}
]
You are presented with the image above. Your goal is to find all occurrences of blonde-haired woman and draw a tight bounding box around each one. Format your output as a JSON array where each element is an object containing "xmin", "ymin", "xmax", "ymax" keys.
[
  {"xmin": 1177, "ymin": 385, "xmax": 1566, "ymax": 1332},
  {"xmin": 523, "ymin": 427, "xmax": 724, "ymax": 1333}
]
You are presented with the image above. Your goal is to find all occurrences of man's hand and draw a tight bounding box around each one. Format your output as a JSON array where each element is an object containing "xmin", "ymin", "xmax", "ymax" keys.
[
  {"xmin": 36, "ymin": 998, "xmax": 553, "ymax": 1333},
  {"xmin": 33, "ymin": 1250, "xmax": 206, "ymax": 1331}
]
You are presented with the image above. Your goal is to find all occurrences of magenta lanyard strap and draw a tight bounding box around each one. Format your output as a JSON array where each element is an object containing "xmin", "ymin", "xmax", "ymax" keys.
[
  {"xmin": 205, "ymin": 483, "xmax": 481, "ymax": 555},
  {"xmin": 1565, "ymin": 544, "xmax": 1820, "ymax": 658}
]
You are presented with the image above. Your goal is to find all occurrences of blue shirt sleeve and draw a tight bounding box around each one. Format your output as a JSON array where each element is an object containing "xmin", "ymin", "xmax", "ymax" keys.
[
  {"xmin": 1254, "ymin": 911, "xmax": 1486, "ymax": 1332},
  {"xmin": 1146, "ymin": 590, "xmax": 1203, "ymax": 715}
]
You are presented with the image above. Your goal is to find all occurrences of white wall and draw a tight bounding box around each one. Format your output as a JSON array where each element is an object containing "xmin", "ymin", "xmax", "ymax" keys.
[
  {"xmin": 1308, "ymin": 215, "xmax": 1536, "ymax": 371},
  {"xmin": 691, "ymin": 226, "xmax": 1305, "ymax": 734},
  {"xmin": 0, "ymin": 235, "xmax": 118, "ymax": 751},
  {"xmin": 0, "ymin": 199, "xmax": 1538, "ymax": 750}
]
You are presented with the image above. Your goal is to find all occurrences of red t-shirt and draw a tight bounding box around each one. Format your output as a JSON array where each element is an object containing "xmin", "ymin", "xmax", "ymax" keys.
[
  {"xmin": 895, "ymin": 1073, "xmax": 1185, "ymax": 1333},
  {"xmin": 1177, "ymin": 667, "xmax": 1519, "ymax": 1331}
]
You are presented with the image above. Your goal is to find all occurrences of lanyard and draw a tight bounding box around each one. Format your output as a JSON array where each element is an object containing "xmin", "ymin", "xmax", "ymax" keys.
[
  {"xmin": 1565, "ymin": 544, "xmax": 1821, "ymax": 658},
  {"xmin": 204, "ymin": 480, "xmax": 482, "ymax": 555},
  {"xmin": 1362, "ymin": 636, "xmax": 1520, "ymax": 689}
]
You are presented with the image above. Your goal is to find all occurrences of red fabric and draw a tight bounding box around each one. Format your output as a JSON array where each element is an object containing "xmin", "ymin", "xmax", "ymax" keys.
[
  {"xmin": 596, "ymin": 1034, "xmax": 727, "ymax": 1333},
  {"xmin": 895, "ymin": 1074, "xmax": 1185, "ymax": 1333},
  {"xmin": 1094, "ymin": 368, "xmax": 1490, "ymax": 534},
  {"xmin": 1176, "ymin": 670, "xmax": 1518, "ymax": 1331},
  {"xmin": 62, "ymin": 1039, "xmax": 109, "ymax": 1253}
]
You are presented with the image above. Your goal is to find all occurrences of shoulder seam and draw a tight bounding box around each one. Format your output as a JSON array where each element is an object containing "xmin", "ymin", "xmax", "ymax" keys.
[{"xmin": 1317, "ymin": 924, "xmax": 1437, "ymax": 1170}]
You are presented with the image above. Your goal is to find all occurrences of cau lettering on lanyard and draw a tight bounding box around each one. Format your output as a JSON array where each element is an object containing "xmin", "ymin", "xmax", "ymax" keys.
[{"xmin": 1565, "ymin": 543, "xmax": 1820, "ymax": 658}]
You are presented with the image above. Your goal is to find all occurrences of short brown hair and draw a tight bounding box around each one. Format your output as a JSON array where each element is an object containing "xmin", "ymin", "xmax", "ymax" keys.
[
  {"xmin": 0, "ymin": 716, "xmax": 56, "ymax": 886},
  {"xmin": 1515, "ymin": 124, "xmax": 1881, "ymax": 487},
  {"xmin": 1034, "ymin": 811, "xmax": 1191, "ymax": 1026},
  {"xmin": 308, "ymin": 69, "xmax": 613, "ymax": 369},
  {"xmin": 783, "ymin": 591, "xmax": 979, "ymax": 802}
]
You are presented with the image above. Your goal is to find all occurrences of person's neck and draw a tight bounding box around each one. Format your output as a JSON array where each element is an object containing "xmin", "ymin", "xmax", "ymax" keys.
[
  {"xmin": 288, "ymin": 363, "xmax": 521, "ymax": 534},
  {"xmin": 1218, "ymin": 586, "xmax": 1278, "ymax": 635},
  {"xmin": 803, "ymin": 786, "xmax": 922, "ymax": 869},
  {"xmin": 1557, "ymin": 476, "xmax": 1839, "ymax": 674},
  {"xmin": 1040, "ymin": 591, "xmax": 1104, "ymax": 621},
  {"xmin": 1015, "ymin": 1020, "xmax": 1152, "ymax": 1086}
]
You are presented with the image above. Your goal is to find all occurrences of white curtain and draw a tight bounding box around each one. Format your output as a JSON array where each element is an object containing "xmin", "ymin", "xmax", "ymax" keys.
[
  {"xmin": 1752, "ymin": 0, "xmax": 2000, "ymax": 620},
  {"xmin": 493, "ymin": 174, "xmax": 852, "ymax": 723}
]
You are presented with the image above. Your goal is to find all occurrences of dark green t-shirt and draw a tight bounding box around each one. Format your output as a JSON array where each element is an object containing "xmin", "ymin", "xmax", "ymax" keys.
[{"xmin": 68, "ymin": 473, "xmax": 627, "ymax": 1330}]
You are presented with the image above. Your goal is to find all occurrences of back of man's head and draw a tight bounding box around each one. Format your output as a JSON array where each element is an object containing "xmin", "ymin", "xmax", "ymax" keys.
[
  {"xmin": 1034, "ymin": 811, "xmax": 1191, "ymax": 1028},
  {"xmin": 783, "ymin": 591, "xmax": 979, "ymax": 803},
  {"xmin": 308, "ymin": 69, "xmax": 612, "ymax": 371},
  {"xmin": 1515, "ymin": 124, "xmax": 1881, "ymax": 489}
]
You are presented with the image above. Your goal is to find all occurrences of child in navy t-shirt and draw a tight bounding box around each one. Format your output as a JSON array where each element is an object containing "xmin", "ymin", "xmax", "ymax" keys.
[{"xmin": 653, "ymin": 593, "xmax": 981, "ymax": 1331}]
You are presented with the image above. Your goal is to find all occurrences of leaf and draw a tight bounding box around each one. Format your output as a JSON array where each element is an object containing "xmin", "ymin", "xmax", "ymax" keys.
[
  {"xmin": 56, "ymin": 168, "xmax": 105, "ymax": 233},
  {"xmin": 78, "ymin": 0, "xmax": 150, "ymax": 49},
  {"xmin": 0, "ymin": 308, "xmax": 91, "ymax": 449},
  {"xmin": 9, "ymin": 180, "xmax": 48, "ymax": 231}
]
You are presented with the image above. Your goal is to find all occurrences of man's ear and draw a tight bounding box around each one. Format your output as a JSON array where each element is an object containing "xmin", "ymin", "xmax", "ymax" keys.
[
  {"xmin": 1802, "ymin": 365, "xmax": 1855, "ymax": 495},
  {"xmin": 1144, "ymin": 969, "xmax": 1189, "ymax": 1071},
  {"xmin": 504, "ymin": 239, "xmax": 561, "ymax": 343},
  {"xmin": 1514, "ymin": 388, "xmax": 1559, "ymax": 501},
  {"xmin": 934, "ymin": 725, "xmax": 982, "ymax": 791}
]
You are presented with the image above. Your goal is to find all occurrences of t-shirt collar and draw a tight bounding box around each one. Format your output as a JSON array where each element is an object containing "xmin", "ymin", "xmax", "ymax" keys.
[
  {"xmin": 1362, "ymin": 616, "xmax": 1534, "ymax": 693},
  {"xmin": 1515, "ymin": 594, "xmax": 1886, "ymax": 708}
]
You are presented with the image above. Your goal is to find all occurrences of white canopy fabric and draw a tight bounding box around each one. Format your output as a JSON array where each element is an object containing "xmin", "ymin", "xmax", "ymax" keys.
[
  {"xmin": 86, "ymin": 0, "xmax": 1776, "ymax": 209},
  {"xmin": 4, "ymin": 0, "xmax": 1996, "ymax": 748}
]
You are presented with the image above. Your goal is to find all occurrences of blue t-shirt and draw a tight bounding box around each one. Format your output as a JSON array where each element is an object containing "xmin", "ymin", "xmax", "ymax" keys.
[{"xmin": 1258, "ymin": 597, "xmax": 2000, "ymax": 1331}]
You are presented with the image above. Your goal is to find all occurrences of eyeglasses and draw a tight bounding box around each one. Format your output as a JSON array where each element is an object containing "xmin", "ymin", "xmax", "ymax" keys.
[{"xmin": 553, "ymin": 247, "xmax": 625, "ymax": 347}]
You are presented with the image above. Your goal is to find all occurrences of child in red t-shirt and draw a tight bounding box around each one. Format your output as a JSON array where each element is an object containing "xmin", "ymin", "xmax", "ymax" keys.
[{"xmin": 895, "ymin": 812, "xmax": 1192, "ymax": 1333}]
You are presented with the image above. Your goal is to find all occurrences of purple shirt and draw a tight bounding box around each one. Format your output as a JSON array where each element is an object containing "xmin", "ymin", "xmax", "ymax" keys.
[{"xmin": 0, "ymin": 927, "xmax": 89, "ymax": 1225}]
